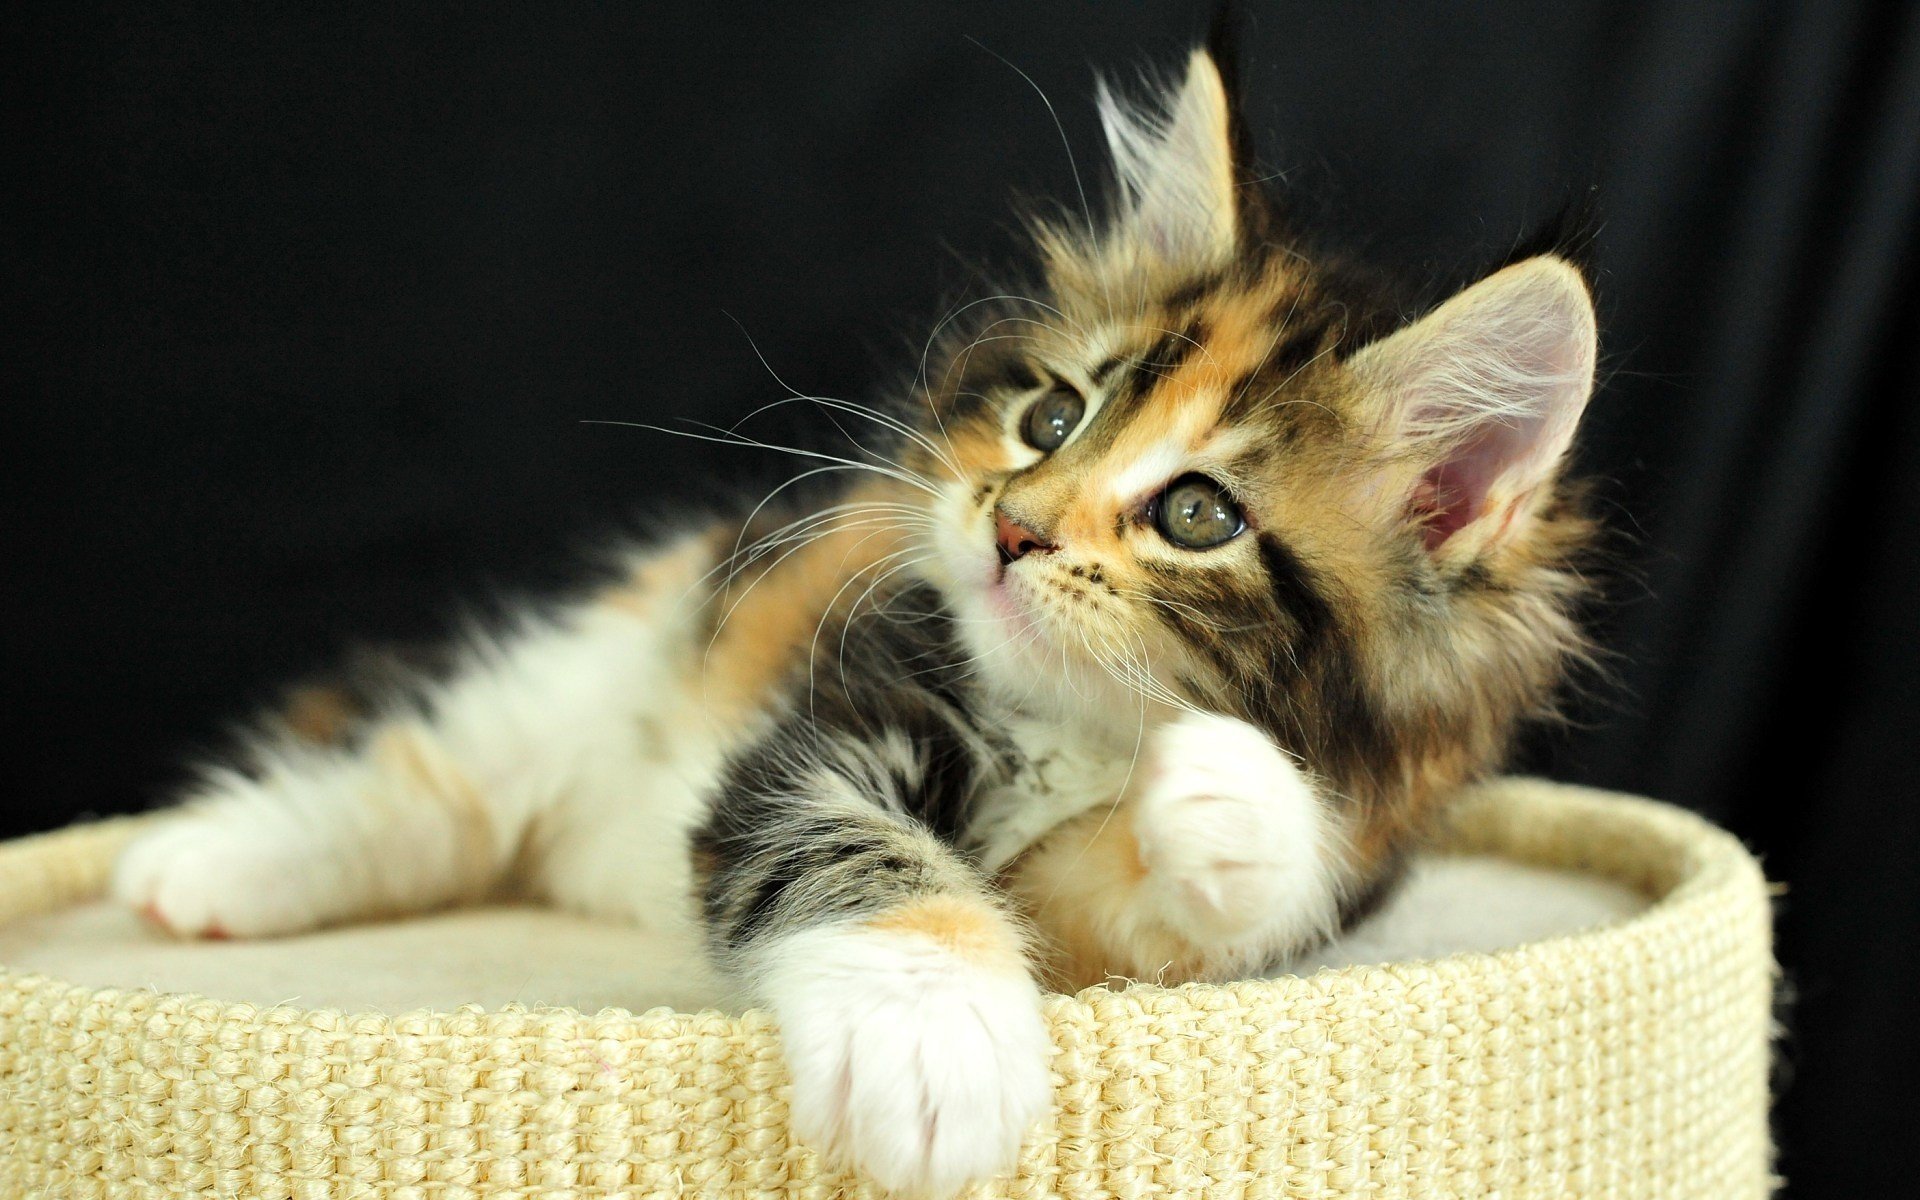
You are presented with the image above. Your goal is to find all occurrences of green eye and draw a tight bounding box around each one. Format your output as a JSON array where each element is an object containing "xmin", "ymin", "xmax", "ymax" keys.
[
  {"xmin": 1020, "ymin": 387, "xmax": 1085, "ymax": 451},
  {"xmin": 1154, "ymin": 474, "xmax": 1245, "ymax": 549}
]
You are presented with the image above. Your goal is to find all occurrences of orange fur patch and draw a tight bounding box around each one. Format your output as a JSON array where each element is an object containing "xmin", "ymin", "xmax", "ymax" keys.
[
  {"xmin": 866, "ymin": 895, "xmax": 1026, "ymax": 972},
  {"xmin": 597, "ymin": 530, "xmax": 726, "ymax": 620},
  {"xmin": 1000, "ymin": 804, "xmax": 1169, "ymax": 991},
  {"xmin": 947, "ymin": 421, "xmax": 1015, "ymax": 480},
  {"xmin": 280, "ymin": 685, "xmax": 360, "ymax": 745},
  {"xmin": 371, "ymin": 726, "xmax": 495, "ymax": 882},
  {"xmin": 700, "ymin": 488, "xmax": 915, "ymax": 719}
]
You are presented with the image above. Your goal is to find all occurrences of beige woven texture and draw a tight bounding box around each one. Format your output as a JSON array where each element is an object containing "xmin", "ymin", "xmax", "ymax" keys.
[{"xmin": 0, "ymin": 779, "xmax": 1775, "ymax": 1199}]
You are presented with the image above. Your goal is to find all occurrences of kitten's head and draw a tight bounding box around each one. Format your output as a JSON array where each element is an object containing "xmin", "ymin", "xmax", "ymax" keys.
[{"xmin": 906, "ymin": 41, "xmax": 1601, "ymax": 848}]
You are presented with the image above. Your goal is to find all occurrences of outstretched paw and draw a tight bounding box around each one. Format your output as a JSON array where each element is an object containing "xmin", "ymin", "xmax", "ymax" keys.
[
  {"xmin": 765, "ymin": 904, "xmax": 1051, "ymax": 1198},
  {"xmin": 113, "ymin": 799, "xmax": 344, "ymax": 939}
]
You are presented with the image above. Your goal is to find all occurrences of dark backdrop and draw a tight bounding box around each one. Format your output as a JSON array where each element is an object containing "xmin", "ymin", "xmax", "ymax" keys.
[{"xmin": 10, "ymin": 3, "xmax": 1917, "ymax": 1194}]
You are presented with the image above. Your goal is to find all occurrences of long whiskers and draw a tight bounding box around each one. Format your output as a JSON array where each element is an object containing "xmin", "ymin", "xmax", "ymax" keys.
[
  {"xmin": 694, "ymin": 507, "xmax": 934, "ymax": 707},
  {"xmin": 1111, "ymin": 587, "xmax": 1265, "ymax": 635},
  {"xmin": 585, "ymin": 418, "xmax": 944, "ymax": 500},
  {"xmin": 805, "ymin": 544, "xmax": 938, "ymax": 718},
  {"xmin": 963, "ymin": 37, "xmax": 1111, "ymax": 327},
  {"xmin": 913, "ymin": 295, "xmax": 1078, "ymax": 467}
]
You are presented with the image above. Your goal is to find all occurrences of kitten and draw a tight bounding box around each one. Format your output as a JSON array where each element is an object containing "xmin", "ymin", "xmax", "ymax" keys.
[{"xmin": 112, "ymin": 36, "xmax": 1600, "ymax": 1199}]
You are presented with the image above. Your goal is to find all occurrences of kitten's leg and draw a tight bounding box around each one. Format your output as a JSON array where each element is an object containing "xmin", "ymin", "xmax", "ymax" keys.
[
  {"xmin": 114, "ymin": 535, "xmax": 717, "ymax": 939},
  {"xmin": 698, "ymin": 741, "xmax": 1051, "ymax": 1199},
  {"xmin": 112, "ymin": 722, "xmax": 507, "ymax": 938},
  {"xmin": 1007, "ymin": 710, "xmax": 1350, "ymax": 988}
]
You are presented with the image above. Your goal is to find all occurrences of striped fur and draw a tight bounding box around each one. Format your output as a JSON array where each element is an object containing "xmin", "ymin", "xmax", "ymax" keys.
[{"xmin": 112, "ymin": 37, "xmax": 1603, "ymax": 1197}]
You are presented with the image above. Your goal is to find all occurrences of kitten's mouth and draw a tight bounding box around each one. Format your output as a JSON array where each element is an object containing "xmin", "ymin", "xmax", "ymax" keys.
[
  {"xmin": 984, "ymin": 555, "xmax": 1044, "ymax": 632},
  {"xmin": 985, "ymin": 570, "xmax": 1029, "ymax": 621}
]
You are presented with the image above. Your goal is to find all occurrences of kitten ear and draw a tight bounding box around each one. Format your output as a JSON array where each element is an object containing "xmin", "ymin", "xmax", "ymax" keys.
[
  {"xmin": 1097, "ymin": 47, "xmax": 1242, "ymax": 267},
  {"xmin": 1349, "ymin": 255, "xmax": 1598, "ymax": 555}
]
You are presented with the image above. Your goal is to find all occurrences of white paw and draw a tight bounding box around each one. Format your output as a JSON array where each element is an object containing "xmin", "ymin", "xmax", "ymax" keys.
[
  {"xmin": 113, "ymin": 796, "xmax": 345, "ymax": 938},
  {"xmin": 764, "ymin": 924, "xmax": 1052, "ymax": 1198},
  {"xmin": 1133, "ymin": 711, "xmax": 1343, "ymax": 953}
]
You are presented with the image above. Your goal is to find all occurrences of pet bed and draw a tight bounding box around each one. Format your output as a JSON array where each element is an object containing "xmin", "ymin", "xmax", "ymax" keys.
[{"xmin": 0, "ymin": 778, "xmax": 1775, "ymax": 1198}]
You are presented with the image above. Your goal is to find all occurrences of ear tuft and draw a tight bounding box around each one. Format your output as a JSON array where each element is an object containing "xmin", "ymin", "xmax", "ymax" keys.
[
  {"xmin": 1491, "ymin": 189, "xmax": 1604, "ymax": 287},
  {"xmin": 1204, "ymin": 1, "xmax": 1259, "ymax": 180},
  {"xmin": 1096, "ymin": 48, "xmax": 1240, "ymax": 267},
  {"xmin": 1350, "ymin": 256, "xmax": 1598, "ymax": 555}
]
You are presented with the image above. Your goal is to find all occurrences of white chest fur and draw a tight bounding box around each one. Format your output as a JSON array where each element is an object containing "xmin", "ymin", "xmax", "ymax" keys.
[{"xmin": 970, "ymin": 710, "xmax": 1149, "ymax": 872}]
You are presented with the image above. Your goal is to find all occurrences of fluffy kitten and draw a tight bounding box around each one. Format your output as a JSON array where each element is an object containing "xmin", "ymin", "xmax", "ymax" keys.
[{"xmin": 113, "ymin": 37, "xmax": 1600, "ymax": 1199}]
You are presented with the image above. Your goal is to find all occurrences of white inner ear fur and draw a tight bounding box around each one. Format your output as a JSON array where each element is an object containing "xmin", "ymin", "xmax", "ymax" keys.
[
  {"xmin": 1349, "ymin": 256, "xmax": 1598, "ymax": 551},
  {"xmin": 1097, "ymin": 48, "xmax": 1238, "ymax": 267}
]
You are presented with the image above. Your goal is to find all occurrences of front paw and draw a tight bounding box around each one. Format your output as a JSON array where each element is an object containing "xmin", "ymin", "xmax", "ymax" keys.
[
  {"xmin": 113, "ymin": 797, "xmax": 341, "ymax": 938},
  {"xmin": 1132, "ymin": 711, "xmax": 1343, "ymax": 954},
  {"xmin": 764, "ymin": 912, "xmax": 1051, "ymax": 1197}
]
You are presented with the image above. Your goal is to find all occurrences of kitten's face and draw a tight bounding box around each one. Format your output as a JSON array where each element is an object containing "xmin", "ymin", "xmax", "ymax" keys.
[
  {"xmin": 918, "ymin": 261, "xmax": 1371, "ymax": 718},
  {"xmin": 904, "ymin": 48, "xmax": 1598, "ymax": 813}
]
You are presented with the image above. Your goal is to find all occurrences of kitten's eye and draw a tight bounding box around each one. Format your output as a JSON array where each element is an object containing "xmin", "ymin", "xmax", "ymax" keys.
[
  {"xmin": 1154, "ymin": 474, "xmax": 1245, "ymax": 549},
  {"xmin": 1020, "ymin": 387, "xmax": 1085, "ymax": 451}
]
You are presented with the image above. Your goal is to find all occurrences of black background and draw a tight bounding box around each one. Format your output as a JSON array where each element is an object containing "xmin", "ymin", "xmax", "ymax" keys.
[{"xmin": 10, "ymin": 3, "xmax": 1917, "ymax": 1194}]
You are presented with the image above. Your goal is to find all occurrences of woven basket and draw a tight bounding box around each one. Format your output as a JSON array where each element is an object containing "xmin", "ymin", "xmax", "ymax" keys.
[{"xmin": 0, "ymin": 779, "xmax": 1774, "ymax": 1199}]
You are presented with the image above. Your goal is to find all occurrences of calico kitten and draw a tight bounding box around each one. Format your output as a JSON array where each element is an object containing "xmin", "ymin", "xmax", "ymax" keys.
[{"xmin": 113, "ymin": 36, "xmax": 1600, "ymax": 1199}]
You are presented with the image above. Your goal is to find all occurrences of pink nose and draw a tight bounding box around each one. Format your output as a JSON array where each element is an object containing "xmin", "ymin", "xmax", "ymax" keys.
[{"xmin": 995, "ymin": 507, "xmax": 1055, "ymax": 564}]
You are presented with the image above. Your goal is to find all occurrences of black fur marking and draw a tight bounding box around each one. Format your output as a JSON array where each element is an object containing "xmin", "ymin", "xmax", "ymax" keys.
[
  {"xmin": 1222, "ymin": 317, "xmax": 1330, "ymax": 421},
  {"xmin": 1265, "ymin": 318, "xmax": 1329, "ymax": 375},
  {"xmin": 1139, "ymin": 584, "xmax": 1242, "ymax": 678},
  {"xmin": 1307, "ymin": 257, "xmax": 1422, "ymax": 360},
  {"xmin": 906, "ymin": 724, "xmax": 985, "ymax": 844},
  {"xmin": 1336, "ymin": 858, "xmax": 1406, "ymax": 929},
  {"xmin": 733, "ymin": 829, "xmax": 870, "ymax": 946},
  {"xmin": 939, "ymin": 349, "xmax": 1042, "ymax": 422},
  {"xmin": 1136, "ymin": 327, "xmax": 1197, "ymax": 384},
  {"xmin": 999, "ymin": 359, "xmax": 1043, "ymax": 393},
  {"xmin": 1164, "ymin": 271, "xmax": 1225, "ymax": 311},
  {"xmin": 1088, "ymin": 323, "xmax": 1206, "ymax": 439},
  {"xmin": 691, "ymin": 583, "xmax": 1012, "ymax": 961},
  {"xmin": 940, "ymin": 387, "xmax": 992, "ymax": 424},
  {"xmin": 1458, "ymin": 561, "xmax": 1498, "ymax": 591},
  {"xmin": 1256, "ymin": 533, "xmax": 1335, "ymax": 650},
  {"xmin": 732, "ymin": 866, "xmax": 797, "ymax": 947},
  {"xmin": 1137, "ymin": 559, "xmax": 1275, "ymax": 683},
  {"xmin": 1107, "ymin": 321, "xmax": 1207, "ymax": 412},
  {"xmin": 1311, "ymin": 662, "xmax": 1396, "ymax": 781}
]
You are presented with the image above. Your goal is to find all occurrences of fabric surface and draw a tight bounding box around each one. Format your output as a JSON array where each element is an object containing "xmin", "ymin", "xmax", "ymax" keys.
[
  {"xmin": 0, "ymin": 856, "xmax": 1641, "ymax": 1015},
  {"xmin": 0, "ymin": 779, "xmax": 1776, "ymax": 1198}
]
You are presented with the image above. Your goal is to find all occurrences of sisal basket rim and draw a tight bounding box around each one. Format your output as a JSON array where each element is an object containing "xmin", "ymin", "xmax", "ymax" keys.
[
  {"xmin": 0, "ymin": 778, "xmax": 1778, "ymax": 1198},
  {"xmin": 0, "ymin": 778, "xmax": 1743, "ymax": 1031}
]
